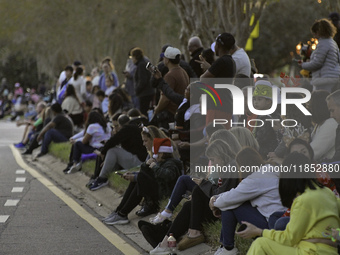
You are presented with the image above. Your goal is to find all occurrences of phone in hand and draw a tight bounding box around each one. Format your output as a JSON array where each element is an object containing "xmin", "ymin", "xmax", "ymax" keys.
[
  {"xmin": 115, "ymin": 170, "xmax": 128, "ymax": 176},
  {"xmin": 237, "ymin": 223, "xmax": 247, "ymax": 232},
  {"xmin": 146, "ymin": 62, "xmax": 157, "ymax": 73}
]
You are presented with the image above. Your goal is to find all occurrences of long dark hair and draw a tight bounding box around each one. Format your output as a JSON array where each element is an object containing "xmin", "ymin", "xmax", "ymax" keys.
[
  {"xmin": 65, "ymin": 85, "xmax": 81, "ymax": 104},
  {"xmin": 279, "ymin": 152, "xmax": 323, "ymax": 208},
  {"xmin": 84, "ymin": 111, "xmax": 107, "ymax": 135},
  {"xmin": 74, "ymin": 67, "xmax": 83, "ymax": 81}
]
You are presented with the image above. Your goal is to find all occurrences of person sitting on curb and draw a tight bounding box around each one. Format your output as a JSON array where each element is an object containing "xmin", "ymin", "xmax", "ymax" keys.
[
  {"xmin": 36, "ymin": 103, "xmax": 74, "ymax": 158},
  {"xmin": 65, "ymin": 111, "xmax": 111, "ymax": 174},
  {"xmin": 102, "ymin": 133, "xmax": 181, "ymax": 225},
  {"xmin": 88, "ymin": 114, "xmax": 147, "ymax": 191}
]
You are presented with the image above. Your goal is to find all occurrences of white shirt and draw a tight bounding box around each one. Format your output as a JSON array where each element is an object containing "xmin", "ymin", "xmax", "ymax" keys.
[
  {"xmin": 69, "ymin": 76, "xmax": 86, "ymax": 103},
  {"xmin": 232, "ymin": 48, "xmax": 251, "ymax": 77}
]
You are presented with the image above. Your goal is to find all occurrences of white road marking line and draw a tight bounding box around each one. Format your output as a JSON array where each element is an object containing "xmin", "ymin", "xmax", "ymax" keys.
[
  {"xmin": 16, "ymin": 170, "xmax": 26, "ymax": 174},
  {"xmin": 4, "ymin": 199, "xmax": 20, "ymax": 206},
  {"xmin": 10, "ymin": 144, "xmax": 140, "ymax": 255},
  {"xmin": 0, "ymin": 215, "xmax": 9, "ymax": 223},
  {"xmin": 12, "ymin": 187, "xmax": 24, "ymax": 193},
  {"xmin": 15, "ymin": 177, "xmax": 26, "ymax": 182}
]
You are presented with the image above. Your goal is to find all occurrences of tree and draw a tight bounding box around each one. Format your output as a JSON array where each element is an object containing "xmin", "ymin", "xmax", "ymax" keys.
[{"xmin": 170, "ymin": 0, "xmax": 267, "ymax": 58}]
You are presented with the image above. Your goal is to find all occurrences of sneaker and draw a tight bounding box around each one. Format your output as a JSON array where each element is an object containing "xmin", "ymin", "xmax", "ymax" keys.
[
  {"xmin": 149, "ymin": 212, "xmax": 172, "ymax": 225},
  {"xmin": 89, "ymin": 178, "xmax": 109, "ymax": 191},
  {"xmin": 67, "ymin": 163, "xmax": 82, "ymax": 174},
  {"xmin": 14, "ymin": 142, "xmax": 25, "ymax": 148},
  {"xmin": 101, "ymin": 211, "xmax": 117, "ymax": 221},
  {"xmin": 149, "ymin": 244, "xmax": 171, "ymax": 255},
  {"xmin": 85, "ymin": 178, "xmax": 96, "ymax": 188},
  {"xmin": 22, "ymin": 150, "xmax": 32, "ymax": 155},
  {"xmin": 214, "ymin": 247, "xmax": 238, "ymax": 255},
  {"xmin": 104, "ymin": 214, "xmax": 129, "ymax": 225}
]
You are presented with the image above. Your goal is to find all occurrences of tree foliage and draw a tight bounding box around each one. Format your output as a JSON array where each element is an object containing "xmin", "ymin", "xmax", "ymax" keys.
[
  {"xmin": 248, "ymin": 0, "xmax": 329, "ymax": 74},
  {"xmin": 0, "ymin": 0, "xmax": 181, "ymax": 88}
]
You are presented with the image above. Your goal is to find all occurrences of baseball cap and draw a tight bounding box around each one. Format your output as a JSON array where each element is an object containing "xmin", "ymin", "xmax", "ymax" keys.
[
  {"xmin": 160, "ymin": 47, "xmax": 181, "ymax": 60},
  {"xmin": 210, "ymin": 33, "xmax": 235, "ymax": 52}
]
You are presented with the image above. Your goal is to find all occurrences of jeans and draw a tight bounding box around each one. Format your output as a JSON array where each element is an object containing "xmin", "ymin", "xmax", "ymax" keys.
[
  {"xmin": 220, "ymin": 201, "xmax": 268, "ymax": 247},
  {"xmin": 268, "ymin": 211, "xmax": 290, "ymax": 230},
  {"xmin": 72, "ymin": 141, "xmax": 95, "ymax": 163},
  {"xmin": 165, "ymin": 175, "xmax": 197, "ymax": 212},
  {"xmin": 41, "ymin": 129, "xmax": 69, "ymax": 154}
]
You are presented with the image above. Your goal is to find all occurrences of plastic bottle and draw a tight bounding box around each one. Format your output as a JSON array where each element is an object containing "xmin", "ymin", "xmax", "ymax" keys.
[{"xmin": 167, "ymin": 233, "xmax": 177, "ymax": 255}]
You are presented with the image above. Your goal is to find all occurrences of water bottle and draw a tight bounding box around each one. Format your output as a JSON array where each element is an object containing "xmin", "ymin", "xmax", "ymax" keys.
[{"xmin": 167, "ymin": 233, "xmax": 177, "ymax": 255}]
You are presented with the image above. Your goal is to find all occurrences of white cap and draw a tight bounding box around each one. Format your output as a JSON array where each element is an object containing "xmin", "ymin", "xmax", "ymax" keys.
[{"xmin": 163, "ymin": 47, "xmax": 181, "ymax": 60}]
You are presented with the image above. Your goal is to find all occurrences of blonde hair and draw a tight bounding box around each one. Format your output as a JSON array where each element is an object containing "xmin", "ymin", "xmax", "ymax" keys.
[
  {"xmin": 141, "ymin": 125, "xmax": 180, "ymax": 159},
  {"xmin": 209, "ymin": 129, "xmax": 242, "ymax": 154},
  {"xmin": 230, "ymin": 127, "xmax": 260, "ymax": 152},
  {"xmin": 206, "ymin": 139, "xmax": 236, "ymax": 165}
]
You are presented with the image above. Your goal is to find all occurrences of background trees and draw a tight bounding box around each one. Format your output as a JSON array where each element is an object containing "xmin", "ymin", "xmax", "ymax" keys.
[{"xmin": 0, "ymin": 0, "xmax": 338, "ymax": 91}]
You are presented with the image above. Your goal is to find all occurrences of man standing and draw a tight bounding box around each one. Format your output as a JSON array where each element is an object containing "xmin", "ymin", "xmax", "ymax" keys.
[
  {"xmin": 153, "ymin": 47, "xmax": 189, "ymax": 128},
  {"xmin": 188, "ymin": 36, "xmax": 204, "ymax": 77}
]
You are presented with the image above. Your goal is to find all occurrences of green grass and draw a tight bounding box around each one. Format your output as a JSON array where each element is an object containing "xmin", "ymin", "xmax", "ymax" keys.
[
  {"xmin": 48, "ymin": 143, "xmax": 253, "ymax": 252},
  {"xmin": 49, "ymin": 142, "xmax": 129, "ymax": 194}
]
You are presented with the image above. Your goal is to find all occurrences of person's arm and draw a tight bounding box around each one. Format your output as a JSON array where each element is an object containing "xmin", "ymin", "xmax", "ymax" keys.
[
  {"xmin": 200, "ymin": 70, "xmax": 215, "ymax": 78},
  {"xmin": 154, "ymin": 94, "xmax": 171, "ymax": 114},
  {"xmin": 101, "ymin": 128, "xmax": 127, "ymax": 155},
  {"xmin": 82, "ymin": 133, "xmax": 92, "ymax": 145},
  {"xmin": 301, "ymin": 40, "xmax": 329, "ymax": 71},
  {"xmin": 213, "ymin": 173, "xmax": 267, "ymax": 210},
  {"xmin": 37, "ymin": 121, "xmax": 56, "ymax": 141},
  {"xmin": 153, "ymin": 71, "xmax": 184, "ymax": 105}
]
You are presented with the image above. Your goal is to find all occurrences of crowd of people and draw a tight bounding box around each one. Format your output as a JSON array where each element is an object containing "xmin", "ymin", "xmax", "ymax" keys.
[{"xmin": 5, "ymin": 16, "xmax": 340, "ymax": 255}]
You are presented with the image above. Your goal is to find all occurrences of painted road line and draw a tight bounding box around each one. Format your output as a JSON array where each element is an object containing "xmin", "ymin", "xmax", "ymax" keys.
[
  {"xmin": 10, "ymin": 145, "xmax": 140, "ymax": 255},
  {"xmin": 0, "ymin": 215, "xmax": 10, "ymax": 223},
  {"xmin": 12, "ymin": 187, "xmax": 24, "ymax": 193},
  {"xmin": 4, "ymin": 199, "xmax": 20, "ymax": 206},
  {"xmin": 15, "ymin": 177, "xmax": 26, "ymax": 183},
  {"xmin": 16, "ymin": 170, "xmax": 26, "ymax": 174}
]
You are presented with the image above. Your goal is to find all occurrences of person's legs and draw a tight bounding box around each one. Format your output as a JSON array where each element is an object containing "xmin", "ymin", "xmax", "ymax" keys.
[
  {"xmin": 72, "ymin": 141, "xmax": 95, "ymax": 163},
  {"xmin": 139, "ymin": 95, "xmax": 153, "ymax": 116},
  {"xmin": 220, "ymin": 201, "xmax": 268, "ymax": 248},
  {"xmin": 247, "ymin": 237, "xmax": 297, "ymax": 255},
  {"xmin": 117, "ymin": 183, "xmax": 143, "ymax": 216},
  {"xmin": 40, "ymin": 129, "xmax": 68, "ymax": 154},
  {"xmin": 189, "ymin": 186, "xmax": 216, "ymax": 232},
  {"xmin": 273, "ymin": 216, "xmax": 290, "ymax": 231},
  {"xmin": 165, "ymin": 175, "xmax": 197, "ymax": 212},
  {"xmin": 268, "ymin": 211, "xmax": 285, "ymax": 229},
  {"xmin": 166, "ymin": 201, "xmax": 191, "ymax": 240},
  {"xmin": 99, "ymin": 147, "xmax": 141, "ymax": 179}
]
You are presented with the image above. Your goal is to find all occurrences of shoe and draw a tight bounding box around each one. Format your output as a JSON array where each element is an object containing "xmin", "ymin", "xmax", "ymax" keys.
[
  {"xmin": 149, "ymin": 212, "xmax": 172, "ymax": 225},
  {"xmin": 22, "ymin": 150, "xmax": 32, "ymax": 155},
  {"xmin": 101, "ymin": 211, "xmax": 117, "ymax": 221},
  {"xmin": 177, "ymin": 234, "xmax": 205, "ymax": 251},
  {"xmin": 136, "ymin": 204, "xmax": 158, "ymax": 217},
  {"xmin": 104, "ymin": 214, "xmax": 129, "ymax": 225},
  {"xmin": 214, "ymin": 247, "xmax": 238, "ymax": 255},
  {"xmin": 14, "ymin": 142, "xmax": 25, "ymax": 148},
  {"xmin": 89, "ymin": 178, "xmax": 109, "ymax": 191},
  {"xmin": 67, "ymin": 163, "xmax": 82, "ymax": 174},
  {"xmin": 36, "ymin": 152, "xmax": 46, "ymax": 158},
  {"xmin": 85, "ymin": 178, "xmax": 96, "ymax": 188},
  {"xmin": 149, "ymin": 244, "xmax": 171, "ymax": 255}
]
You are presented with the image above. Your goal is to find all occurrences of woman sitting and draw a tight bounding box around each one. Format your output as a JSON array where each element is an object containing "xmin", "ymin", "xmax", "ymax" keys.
[
  {"xmin": 61, "ymin": 85, "xmax": 84, "ymax": 127},
  {"xmin": 210, "ymin": 147, "xmax": 285, "ymax": 255},
  {"xmin": 103, "ymin": 137, "xmax": 182, "ymax": 225},
  {"xmin": 237, "ymin": 152, "xmax": 340, "ymax": 255},
  {"xmin": 66, "ymin": 111, "xmax": 111, "ymax": 174},
  {"xmin": 149, "ymin": 139, "xmax": 239, "ymax": 254}
]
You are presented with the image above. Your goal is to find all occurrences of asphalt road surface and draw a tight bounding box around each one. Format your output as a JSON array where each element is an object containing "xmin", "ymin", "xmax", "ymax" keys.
[{"xmin": 0, "ymin": 121, "xmax": 136, "ymax": 255}]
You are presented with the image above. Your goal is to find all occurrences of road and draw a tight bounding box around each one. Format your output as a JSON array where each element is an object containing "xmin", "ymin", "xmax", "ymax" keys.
[{"xmin": 0, "ymin": 121, "xmax": 138, "ymax": 255}]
